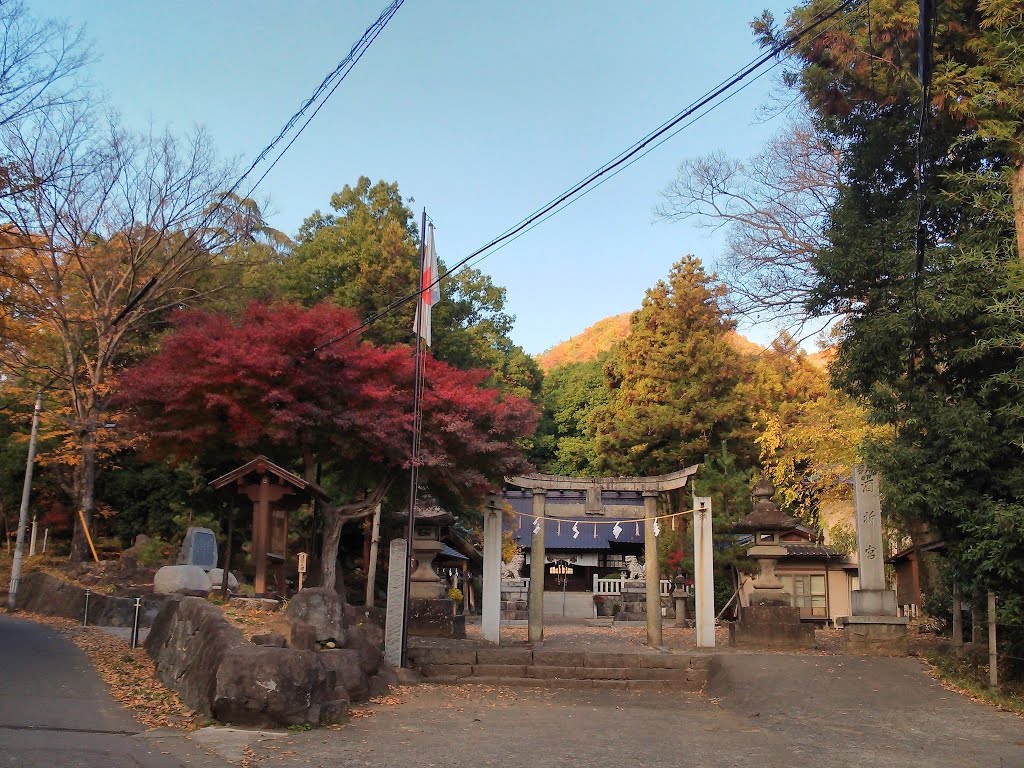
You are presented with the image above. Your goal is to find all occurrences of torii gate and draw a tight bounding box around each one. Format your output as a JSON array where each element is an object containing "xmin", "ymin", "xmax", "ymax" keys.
[{"xmin": 480, "ymin": 467, "xmax": 715, "ymax": 649}]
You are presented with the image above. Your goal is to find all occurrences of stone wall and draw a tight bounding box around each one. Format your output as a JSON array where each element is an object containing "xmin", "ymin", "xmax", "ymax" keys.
[
  {"xmin": 17, "ymin": 571, "xmax": 167, "ymax": 628},
  {"xmin": 500, "ymin": 579, "xmax": 529, "ymax": 622}
]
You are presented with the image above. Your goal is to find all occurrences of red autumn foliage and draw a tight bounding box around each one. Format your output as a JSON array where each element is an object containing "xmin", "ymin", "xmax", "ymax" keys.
[{"xmin": 115, "ymin": 302, "xmax": 538, "ymax": 504}]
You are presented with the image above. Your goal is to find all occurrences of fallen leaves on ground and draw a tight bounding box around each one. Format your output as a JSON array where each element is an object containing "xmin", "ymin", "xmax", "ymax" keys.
[{"xmin": 21, "ymin": 612, "xmax": 200, "ymax": 730}]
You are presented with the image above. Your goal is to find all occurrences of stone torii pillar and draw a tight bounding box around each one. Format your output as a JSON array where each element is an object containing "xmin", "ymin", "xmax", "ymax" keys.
[
  {"xmin": 643, "ymin": 492, "xmax": 662, "ymax": 647},
  {"xmin": 481, "ymin": 495, "xmax": 502, "ymax": 644},
  {"xmin": 528, "ymin": 488, "xmax": 546, "ymax": 644}
]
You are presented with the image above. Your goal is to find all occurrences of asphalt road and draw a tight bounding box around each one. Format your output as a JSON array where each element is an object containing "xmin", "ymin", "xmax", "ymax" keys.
[
  {"xmin": 0, "ymin": 614, "xmax": 211, "ymax": 768},
  {"xmin": 247, "ymin": 654, "xmax": 1024, "ymax": 768}
]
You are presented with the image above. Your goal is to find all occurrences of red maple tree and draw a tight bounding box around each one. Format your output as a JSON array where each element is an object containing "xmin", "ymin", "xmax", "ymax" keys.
[{"xmin": 116, "ymin": 302, "xmax": 537, "ymax": 586}]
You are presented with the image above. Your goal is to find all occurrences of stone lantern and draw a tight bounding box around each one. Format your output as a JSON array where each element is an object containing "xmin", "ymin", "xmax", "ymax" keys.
[
  {"xmin": 733, "ymin": 477, "xmax": 800, "ymax": 606},
  {"xmin": 408, "ymin": 503, "xmax": 450, "ymax": 599},
  {"xmin": 728, "ymin": 477, "xmax": 814, "ymax": 649},
  {"xmin": 396, "ymin": 501, "xmax": 465, "ymax": 639}
]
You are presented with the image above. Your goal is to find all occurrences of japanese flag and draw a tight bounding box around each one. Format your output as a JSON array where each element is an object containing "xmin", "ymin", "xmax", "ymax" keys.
[{"xmin": 413, "ymin": 225, "xmax": 441, "ymax": 346}]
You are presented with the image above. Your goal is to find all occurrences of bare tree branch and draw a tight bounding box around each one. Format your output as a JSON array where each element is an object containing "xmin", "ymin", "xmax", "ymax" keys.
[{"xmin": 658, "ymin": 117, "xmax": 843, "ymax": 330}]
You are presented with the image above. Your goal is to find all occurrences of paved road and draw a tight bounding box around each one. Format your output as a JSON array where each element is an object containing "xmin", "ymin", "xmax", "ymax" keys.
[
  {"xmin": 0, "ymin": 615, "xmax": 216, "ymax": 768},
  {"xmin": 246, "ymin": 654, "xmax": 1024, "ymax": 768}
]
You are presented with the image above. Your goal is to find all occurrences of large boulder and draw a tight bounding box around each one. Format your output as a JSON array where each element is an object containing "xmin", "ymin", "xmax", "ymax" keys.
[
  {"xmin": 318, "ymin": 648, "xmax": 369, "ymax": 702},
  {"xmin": 286, "ymin": 588, "xmax": 347, "ymax": 645},
  {"xmin": 146, "ymin": 597, "xmax": 244, "ymax": 712},
  {"xmin": 214, "ymin": 645, "xmax": 344, "ymax": 727},
  {"xmin": 344, "ymin": 625, "xmax": 383, "ymax": 676},
  {"xmin": 146, "ymin": 596, "xmax": 348, "ymax": 726},
  {"xmin": 153, "ymin": 565, "xmax": 213, "ymax": 595}
]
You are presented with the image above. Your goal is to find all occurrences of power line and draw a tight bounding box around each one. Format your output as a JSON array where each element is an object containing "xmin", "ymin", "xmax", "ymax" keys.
[
  {"xmin": 310, "ymin": 0, "xmax": 862, "ymax": 356},
  {"xmin": 111, "ymin": 0, "xmax": 406, "ymax": 327}
]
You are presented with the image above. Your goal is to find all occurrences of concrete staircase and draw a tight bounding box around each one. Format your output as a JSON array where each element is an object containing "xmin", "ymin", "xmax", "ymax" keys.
[{"xmin": 408, "ymin": 645, "xmax": 709, "ymax": 691}]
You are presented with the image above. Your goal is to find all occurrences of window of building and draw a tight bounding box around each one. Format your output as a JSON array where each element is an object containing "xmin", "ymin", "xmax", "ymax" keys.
[
  {"xmin": 599, "ymin": 553, "xmax": 625, "ymax": 569},
  {"xmin": 780, "ymin": 574, "xmax": 827, "ymax": 618}
]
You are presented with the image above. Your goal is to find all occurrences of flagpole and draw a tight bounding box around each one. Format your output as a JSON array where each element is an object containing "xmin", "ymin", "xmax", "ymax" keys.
[{"xmin": 401, "ymin": 208, "xmax": 428, "ymax": 668}]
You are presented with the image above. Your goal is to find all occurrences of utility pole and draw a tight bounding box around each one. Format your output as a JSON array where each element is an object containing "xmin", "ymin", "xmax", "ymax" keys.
[{"xmin": 8, "ymin": 391, "xmax": 43, "ymax": 611}]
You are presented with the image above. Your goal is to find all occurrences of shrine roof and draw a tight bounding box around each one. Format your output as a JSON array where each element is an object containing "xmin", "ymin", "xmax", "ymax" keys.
[{"xmin": 209, "ymin": 455, "xmax": 331, "ymax": 501}]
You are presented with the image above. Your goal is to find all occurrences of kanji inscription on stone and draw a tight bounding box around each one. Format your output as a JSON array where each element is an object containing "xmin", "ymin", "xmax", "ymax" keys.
[{"xmin": 853, "ymin": 466, "xmax": 885, "ymax": 590}]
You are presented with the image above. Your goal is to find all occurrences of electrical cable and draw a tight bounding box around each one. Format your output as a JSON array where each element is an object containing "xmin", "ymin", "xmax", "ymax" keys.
[
  {"xmin": 308, "ymin": 0, "xmax": 863, "ymax": 356},
  {"xmin": 111, "ymin": 0, "xmax": 405, "ymax": 327}
]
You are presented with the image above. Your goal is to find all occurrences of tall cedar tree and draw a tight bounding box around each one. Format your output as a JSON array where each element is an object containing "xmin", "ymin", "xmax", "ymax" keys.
[
  {"xmin": 115, "ymin": 302, "xmax": 538, "ymax": 589},
  {"xmin": 591, "ymin": 256, "xmax": 754, "ymax": 475}
]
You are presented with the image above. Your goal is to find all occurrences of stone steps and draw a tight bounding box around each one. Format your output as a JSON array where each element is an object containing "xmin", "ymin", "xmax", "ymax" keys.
[{"xmin": 408, "ymin": 646, "xmax": 708, "ymax": 691}]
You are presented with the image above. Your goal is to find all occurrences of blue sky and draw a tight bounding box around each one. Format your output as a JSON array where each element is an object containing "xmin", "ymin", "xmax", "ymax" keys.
[{"xmin": 35, "ymin": 1, "xmax": 796, "ymax": 355}]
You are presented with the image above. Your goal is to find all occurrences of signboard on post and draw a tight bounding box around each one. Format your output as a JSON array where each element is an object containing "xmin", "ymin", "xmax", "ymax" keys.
[{"xmin": 297, "ymin": 551, "xmax": 307, "ymax": 591}]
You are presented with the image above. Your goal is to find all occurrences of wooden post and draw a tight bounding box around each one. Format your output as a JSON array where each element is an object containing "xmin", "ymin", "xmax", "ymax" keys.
[
  {"xmin": 220, "ymin": 506, "xmax": 234, "ymax": 597},
  {"xmin": 988, "ymin": 591, "xmax": 998, "ymax": 688},
  {"xmin": 951, "ymin": 583, "xmax": 963, "ymax": 659},
  {"xmin": 253, "ymin": 477, "xmax": 270, "ymax": 596}
]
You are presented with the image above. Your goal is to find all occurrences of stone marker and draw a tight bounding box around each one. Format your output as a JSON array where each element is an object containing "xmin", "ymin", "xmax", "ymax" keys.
[
  {"xmin": 178, "ymin": 526, "xmax": 218, "ymax": 571},
  {"xmin": 153, "ymin": 564, "xmax": 213, "ymax": 595},
  {"xmin": 383, "ymin": 538, "xmax": 407, "ymax": 667},
  {"xmin": 844, "ymin": 466, "xmax": 908, "ymax": 656}
]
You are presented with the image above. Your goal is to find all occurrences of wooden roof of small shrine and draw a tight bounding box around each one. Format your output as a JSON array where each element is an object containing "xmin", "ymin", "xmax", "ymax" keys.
[{"xmin": 210, "ymin": 455, "xmax": 331, "ymax": 502}]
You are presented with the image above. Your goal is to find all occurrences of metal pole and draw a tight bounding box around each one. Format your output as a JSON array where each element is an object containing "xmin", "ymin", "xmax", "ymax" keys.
[
  {"xmin": 401, "ymin": 209, "xmax": 428, "ymax": 668},
  {"xmin": 83, "ymin": 589, "xmax": 91, "ymax": 626},
  {"xmin": 28, "ymin": 516, "xmax": 37, "ymax": 557},
  {"xmin": 42, "ymin": 528, "xmax": 48, "ymax": 554},
  {"xmin": 7, "ymin": 391, "xmax": 43, "ymax": 611},
  {"xmin": 131, "ymin": 597, "xmax": 142, "ymax": 649},
  {"xmin": 988, "ymin": 591, "xmax": 997, "ymax": 688}
]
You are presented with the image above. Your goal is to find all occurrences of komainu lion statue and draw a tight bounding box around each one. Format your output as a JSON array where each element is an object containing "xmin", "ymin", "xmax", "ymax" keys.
[
  {"xmin": 625, "ymin": 555, "xmax": 646, "ymax": 580},
  {"xmin": 501, "ymin": 552, "xmax": 525, "ymax": 579}
]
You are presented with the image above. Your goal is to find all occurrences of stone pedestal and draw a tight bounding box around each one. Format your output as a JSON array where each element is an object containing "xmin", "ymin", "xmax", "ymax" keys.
[
  {"xmin": 614, "ymin": 581, "xmax": 647, "ymax": 622},
  {"xmin": 730, "ymin": 604, "xmax": 815, "ymax": 650},
  {"xmin": 851, "ymin": 588, "xmax": 898, "ymax": 616},
  {"xmin": 408, "ymin": 598, "xmax": 466, "ymax": 639},
  {"xmin": 500, "ymin": 579, "xmax": 529, "ymax": 623},
  {"xmin": 843, "ymin": 616, "xmax": 909, "ymax": 656}
]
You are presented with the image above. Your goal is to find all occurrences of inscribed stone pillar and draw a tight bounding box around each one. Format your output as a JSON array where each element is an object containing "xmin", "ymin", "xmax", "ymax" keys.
[
  {"xmin": 482, "ymin": 500, "xmax": 502, "ymax": 644},
  {"xmin": 643, "ymin": 492, "xmax": 662, "ymax": 647},
  {"xmin": 853, "ymin": 466, "xmax": 885, "ymax": 591},
  {"xmin": 693, "ymin": 496, "xmax": 715, "ymax": 648},
  {"xmin": 851, "ymin": 465, "xmax": 896, "ymax": 616},
  {"xmin": 383, "ymin": 538, "xmax": 408, "ymax": 667},
  {"xmin": 528, "ymin": 489, "xmax": 545, "ymax": 644}
]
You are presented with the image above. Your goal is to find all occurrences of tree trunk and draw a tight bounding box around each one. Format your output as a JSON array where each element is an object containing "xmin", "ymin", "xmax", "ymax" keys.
[
  {"xmin": 1013, "ymin": 159, "xmax": 1024, "ymax": 262},
  {"xmin": 70, "ymin": 428, "xmax": 97, "ymax": 563},
  {"xmin": 320, "ymin": 508, "xmax": 344, "ymax": 596}
]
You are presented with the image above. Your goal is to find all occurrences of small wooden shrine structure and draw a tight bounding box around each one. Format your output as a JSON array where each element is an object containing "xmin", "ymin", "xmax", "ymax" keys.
[{"xmin": 211, "ymin": 456, "xmax": 329, "ymax": 597}]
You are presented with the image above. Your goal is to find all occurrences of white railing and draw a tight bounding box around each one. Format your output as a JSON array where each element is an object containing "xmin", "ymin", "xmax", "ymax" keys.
[{"xmin": 593, "ymin": 576, "xmax": 673, "ymax": 596}]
